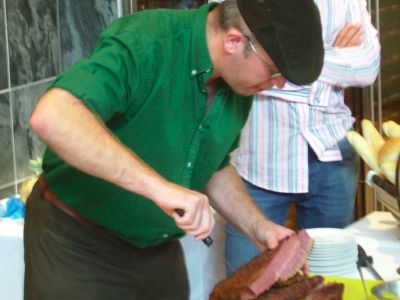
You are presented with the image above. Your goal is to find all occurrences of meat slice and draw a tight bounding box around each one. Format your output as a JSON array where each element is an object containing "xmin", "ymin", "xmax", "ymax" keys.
[
  {"xmin": 278, "ymin": 230, "xmax": 313, "ymax": 281},
  {"xmin": 305, "ymin": 282, "xmax": 345, "ymax": 300},
  {"xmin": 243, "ymin": 234, "xmax": 302, "ymax": 299},
  {"xmin": 210, "ymin": 245, "xmax": 282, "ymax": 300},
  {"xmin": 210, "ymin": 230, "xmax": 314, "ymax": 300},
  {"xmin": 273, "ymin": 272, "xmax": 308, "ymax": 288},
  {"xmin": 210, "ymin": 230, "xmax": 344, "ymax": 300},
  {"xmin": 257, "ymin": 275, "xmax": 343, "ymax": 300},
  {"xmin": 257, "ymin": 275, "xmax": 324, "ymax": 300}
]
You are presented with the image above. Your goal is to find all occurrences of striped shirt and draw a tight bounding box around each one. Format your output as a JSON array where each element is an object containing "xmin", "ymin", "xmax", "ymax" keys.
[{"xmin": 233, "ymin": 0, "xmax": 381, "ymax": 193}]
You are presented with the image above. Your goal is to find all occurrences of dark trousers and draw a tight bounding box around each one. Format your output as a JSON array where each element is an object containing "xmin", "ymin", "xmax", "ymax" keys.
[{"xmin": 24, "ymin": 181, "xmax": 189, "ymax": 300}]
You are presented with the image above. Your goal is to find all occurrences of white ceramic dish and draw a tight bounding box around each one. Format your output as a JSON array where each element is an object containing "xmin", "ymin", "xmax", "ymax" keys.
[{"xmin": 306, "ymin": 228, "xmax": 355, "ymax": 244}]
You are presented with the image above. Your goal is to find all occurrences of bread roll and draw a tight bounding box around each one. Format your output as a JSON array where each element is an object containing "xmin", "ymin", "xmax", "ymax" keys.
[
  {"xmin": 346, "ymin": 131, "xmax": 381, "ymax": 173},
  {"xmin": 380, "ymin": 161, "xmax": 397, "ymax": 184},
  {"xmin": 361, "ymin": 119, "xmax": 385, "ymax": 152},
  {"xmin": 382, "ymin": 121, "xmax": 400, "ymax": 139},
  {"xmin": 378, "ymin": 137, "xmax": 400, "ymax": 165}
]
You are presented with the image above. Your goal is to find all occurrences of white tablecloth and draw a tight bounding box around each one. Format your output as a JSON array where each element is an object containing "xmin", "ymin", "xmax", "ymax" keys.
[
  {"xmin": 346, "ymin": 211, "xmax": 400, "ymax": 281},
  {"xmin": 0, "ymin": 219, "xmax": 24, "ymax": 300}
]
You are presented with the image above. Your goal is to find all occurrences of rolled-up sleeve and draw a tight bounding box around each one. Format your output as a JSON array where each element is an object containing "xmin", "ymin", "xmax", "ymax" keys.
[{"xmin": 49, "ymin": 35, "xmax": 139, "ymax": 122}]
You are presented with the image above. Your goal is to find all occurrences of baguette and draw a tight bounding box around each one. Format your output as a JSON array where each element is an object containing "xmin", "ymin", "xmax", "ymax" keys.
[
  {"xmin": 378, "ymin": 137, "xmax": 400, "ymax": 166},
  {"xmin": 382, "ymin": 121, "xmax": 400, "ymax": 139},
  {"xmin": 361, "ymin": 119, "xmax": 385, "ymax": 152},
  {"xmin": 346, "ymin": 131, "xmax": 381, "ymax": 173},
  {"xmin": 380, "ymin": 161, "xmax": 397, "ymax": 184}
]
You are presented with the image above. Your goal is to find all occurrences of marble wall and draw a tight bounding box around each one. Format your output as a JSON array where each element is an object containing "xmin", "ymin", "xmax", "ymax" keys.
[
  {"xmin": 7, "ymin": 0, "xmax": 59, "ymax": 86},
  {"xmin": 0, "ymin": 0, "xmax": 119, "ymax": 199},
  {"xmin": 60, "ymin": 0, "xmax": 119, "ymax": 70},
  {"xmin": 0, "ymin": 1, "xmax": 8, "ymax": 91}
]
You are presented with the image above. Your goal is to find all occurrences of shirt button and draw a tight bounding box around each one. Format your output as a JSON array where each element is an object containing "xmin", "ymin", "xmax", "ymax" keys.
[
  {"xmin": 162, "ymin": 234, "xmax": 169, "ymax": 238},
  {"xmin": 199, "ymin": 123, "xmax": 208, "ymax": 131},
  {"xmin": 187, "ymin": 162, "xmax": 192, "ymax": 168},
  {"xmin": 191, "ymin": 70, "xmax": 197, "ymax": 75}
]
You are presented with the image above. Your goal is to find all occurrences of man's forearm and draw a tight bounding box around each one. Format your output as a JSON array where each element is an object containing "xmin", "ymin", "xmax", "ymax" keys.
[
  {"xmin": 204, "ymin": 164, "xmax": 265, "ymax": 240},
  {"xmin": 205, "ymin": 164, "xmax": 294, "ymax": 250}
]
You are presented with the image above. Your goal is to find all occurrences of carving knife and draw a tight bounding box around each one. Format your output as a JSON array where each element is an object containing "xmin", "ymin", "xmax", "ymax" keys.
[
  {"xmin": 175, "ymin": 208, "xmax": 238, "ymax": 274},
  {"xmin": 175, "ymin": 209, "xmax": 213, "ymax": 246}
]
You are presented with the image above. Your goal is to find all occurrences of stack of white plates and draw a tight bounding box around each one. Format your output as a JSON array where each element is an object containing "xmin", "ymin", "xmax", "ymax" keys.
[{"xmin": 306, "ymin": 228, "xmax": 358, "ymax": 276}]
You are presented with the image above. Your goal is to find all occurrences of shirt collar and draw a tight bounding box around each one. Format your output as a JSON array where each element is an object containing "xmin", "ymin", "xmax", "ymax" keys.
[{"xmin": 189, "ymin": 3, "xmax": 218, "ymax": 84}]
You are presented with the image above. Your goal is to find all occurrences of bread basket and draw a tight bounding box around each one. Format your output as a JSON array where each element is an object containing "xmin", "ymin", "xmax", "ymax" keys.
[{"xmin": 366, "ymin": 157, "xmax": 400, "ymax": 234}]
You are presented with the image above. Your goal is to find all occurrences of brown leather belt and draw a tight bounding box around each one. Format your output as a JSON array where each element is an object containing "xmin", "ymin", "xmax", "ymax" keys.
[{"xmin": 37, "ymin": 175, "xmax": 110, "ymax": 233}]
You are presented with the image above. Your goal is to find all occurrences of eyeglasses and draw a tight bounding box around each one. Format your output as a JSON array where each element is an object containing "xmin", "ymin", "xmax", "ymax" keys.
[{"xmin": 244, "ymin": 35, "xmax": 282, "ymax": 79}]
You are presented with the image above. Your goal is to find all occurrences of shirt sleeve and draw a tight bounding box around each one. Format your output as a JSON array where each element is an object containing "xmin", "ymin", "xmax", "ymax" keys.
[
  {"xmin": 48, "ymin": 34, "xmax": 139, "ymax": 122},
  {"xmin": 315, "ymin": 0, "xmax": 381, "ymax": 87}
]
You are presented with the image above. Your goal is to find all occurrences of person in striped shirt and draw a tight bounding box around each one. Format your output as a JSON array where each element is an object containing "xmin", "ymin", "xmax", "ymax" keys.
[{"xmin": 226, "ymin": 0, "xmax": 381, "ymax": 275}]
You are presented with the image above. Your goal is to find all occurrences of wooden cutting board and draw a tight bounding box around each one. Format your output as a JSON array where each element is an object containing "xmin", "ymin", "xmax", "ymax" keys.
[{"xmin": 324, "ymin": 275, "xmax": 382, "ymax": 300}]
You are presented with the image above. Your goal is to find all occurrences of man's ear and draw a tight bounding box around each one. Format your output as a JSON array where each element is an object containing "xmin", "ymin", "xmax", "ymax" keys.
[{"xmin": 223, "ymin": 28, "xmax": 245, "ymax": 54}]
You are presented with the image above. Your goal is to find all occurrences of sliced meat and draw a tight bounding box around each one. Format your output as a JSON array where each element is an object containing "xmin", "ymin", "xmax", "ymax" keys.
[
  {"xmin": 257, "ymin": 275, "xmax": 324, "ymax": 300},
  {"xmin": 273, "ymin": 272, "xmax": 307, "ymax": 288},
  {"xmin": 278, "ymin": 230, "xmax": 314, "ymax": 281},
  {"xmin": 243, "ymin": 234, "xmax": 302, "ymax": 299},
  {"xmin": 210, "ymin": 230, "xmax": 314, "ymax": 300},
  {"xmin": 209, "ymin": 230, "xmax": 344, "ymax": 300},
  {"xmin": 305, "ymin": 282, "xmax": 345, "ymax": 300},
  {"xmin": 210, "ymin": 245, "xmax": 282, "ymax": 300}
]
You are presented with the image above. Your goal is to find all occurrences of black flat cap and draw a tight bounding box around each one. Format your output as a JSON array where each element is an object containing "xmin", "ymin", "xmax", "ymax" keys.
[{"xmin": 237, "ymin": 0, "xmax": 324, "ymax": 85}]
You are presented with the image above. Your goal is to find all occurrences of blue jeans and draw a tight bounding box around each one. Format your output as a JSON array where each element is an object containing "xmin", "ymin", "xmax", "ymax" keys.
[{"xmin": 225, "ymin": 138, "xmax": 358, "ymax": 276}]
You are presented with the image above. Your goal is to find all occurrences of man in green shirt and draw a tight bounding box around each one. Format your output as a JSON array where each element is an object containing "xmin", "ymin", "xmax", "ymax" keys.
[{"xmin": 25, "ymin": 0, "xmax": 323, "ymax": 299}]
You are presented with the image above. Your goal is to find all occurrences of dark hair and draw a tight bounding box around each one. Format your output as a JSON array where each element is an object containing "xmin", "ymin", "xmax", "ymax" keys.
[{"xmin": 214, "ymin": 0, "xmax": 253, "ymax": 56}]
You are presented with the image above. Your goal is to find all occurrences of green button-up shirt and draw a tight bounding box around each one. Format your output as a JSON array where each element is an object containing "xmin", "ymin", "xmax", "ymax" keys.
[{"xmin": 43, "ymin": 3, "xmax": 252, "ymax": 248}]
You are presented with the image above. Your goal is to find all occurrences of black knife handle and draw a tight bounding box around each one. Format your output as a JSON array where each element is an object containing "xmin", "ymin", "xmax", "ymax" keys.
[
  {"xmin": 174, "ymin": 209, "xmax": 214, "ymax": 247},
  {"xmin": 357, "ymin": 244, "xmax": 373, "ymax": 267}
]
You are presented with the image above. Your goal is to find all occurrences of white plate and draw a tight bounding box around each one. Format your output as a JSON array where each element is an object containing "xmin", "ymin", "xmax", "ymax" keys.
[
  {"xmin": 308, "ymin": 255, "xmax": 357, "ymax": 267},
  {"xmin": 308, "ymin": 247, "xmax": 358, "ymax": 260},
  {"xmin": 311, "ymin": 239, "xmax": 356, "ymax": 249},
  {"xmin": 310, "ymin": 265, "xmax": 357, "ymax": 276},
  {"xmin": 310, "ymin": 242, "xmax": 356, "ymax": 254},
  {"xmin": 305, "ymin": 227, "xmax": 358, "ymax": 277},
  {"xmin": 310, "ymin": 262, "xmax": 357, "ymax": 273},
  {"xmin": 306, "ymin": 228, "xmax": 355, "ymax": 245}
]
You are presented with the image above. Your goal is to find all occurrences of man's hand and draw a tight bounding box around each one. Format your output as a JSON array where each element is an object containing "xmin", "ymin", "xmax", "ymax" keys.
[
  {"xmin": 333, "ymin": 23, "xmax": 363, "ymax": 48},
  {"xmin": 251, "ymin": 219, "xmax": 294, "ymax": 251},
  {"xmin": 153, "ymin": 181, "xmax": 215, "ymax": 241}
]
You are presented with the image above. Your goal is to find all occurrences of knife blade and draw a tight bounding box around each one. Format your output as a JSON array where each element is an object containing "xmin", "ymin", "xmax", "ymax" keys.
[{"xmin": 357, "ymin": 244, "xmax": 383, "ymax": 281}]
